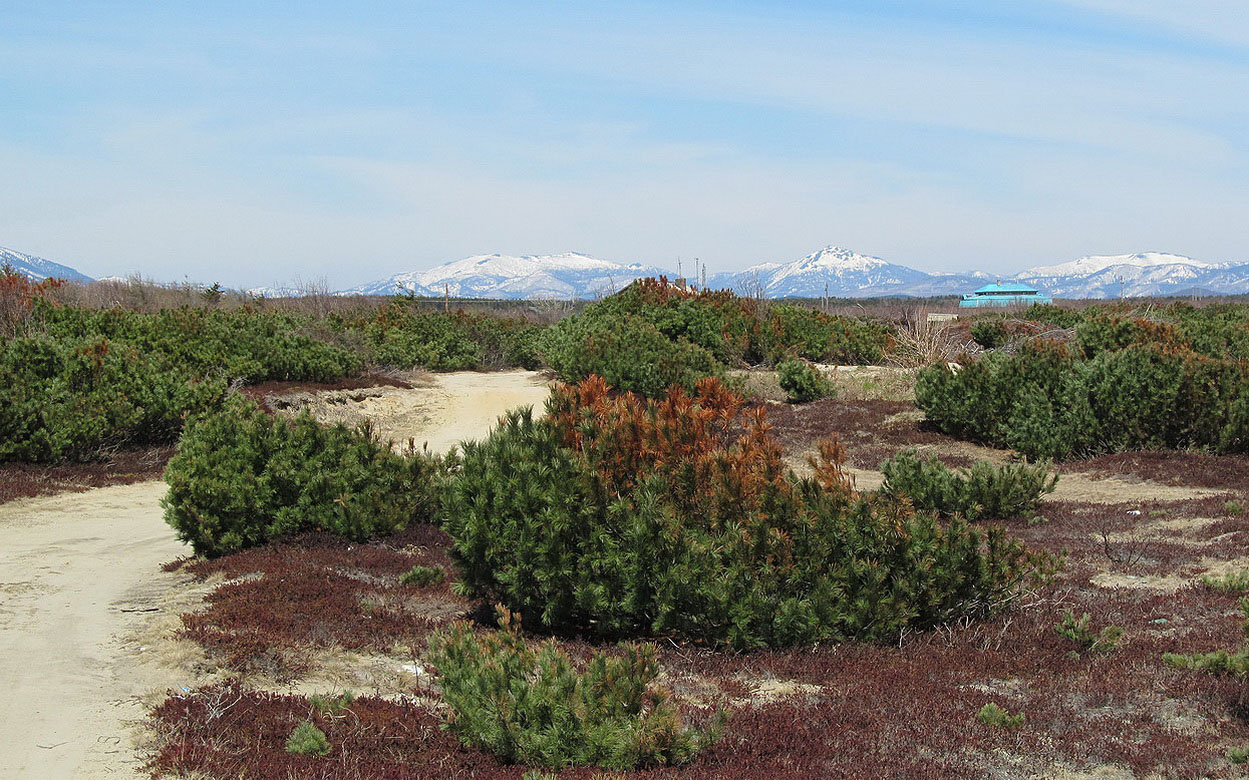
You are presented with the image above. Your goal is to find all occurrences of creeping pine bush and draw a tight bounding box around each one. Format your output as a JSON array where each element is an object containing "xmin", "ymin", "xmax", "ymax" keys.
[
  {"xmin": 37, "ymin": 303, "xmax": 362, "ymax": 383},
  {"xmin": 163, "ymin": 399, "xmax": 443, "ymax": 557},
  {"xmin": 776, "ymin": 358, "xmax": 835, "ymax": 403},
  {"xmin": 444, "ymin": 376, "xmax": 1039, "ymax": 650},
  {"xmin": 428, "ymin": 608, "xmax": 723, "ymax": 770},
  {"xmin": 0, "ymin": 336, "xmax": 227, "ymax": 462},
  {"xmin": 537, "ymin": 312, "xmax": 722, "ymax": 397},
  {"xmin": 536, "ymin": 278, "xmax": 888, "ymax": 396},
  {"xmin": 353, "ymin": 305, "xmax": 543, "ymax": 371},
  {"xmin": 970, "ymin": 319, "xmax": 1008, "ymax": 350},
  {"xmin": 399, "ymin": 564, "xmax": 446, "ymax": 587},
  {"xmin": 878, "ymin": 449, "xmax": 1057, "ymax": 521},
  {"xmin": 1164, "ymin": 599, "xmax": 1249, "ymax": 704},
  {"xmin": 1202, "ymin": 570, "xmax": 1249, "ymax": 593},
  {"xmin": 1, "ymin": 295, "xmax": 366, "ymax": 464},
  {"xmin": 916, "ymin": 340, "xmax": 1249, "ymax": 460},
  {"xmin": 1164, "ymin": 598, "xmax": 1249, "ymax": 676}
]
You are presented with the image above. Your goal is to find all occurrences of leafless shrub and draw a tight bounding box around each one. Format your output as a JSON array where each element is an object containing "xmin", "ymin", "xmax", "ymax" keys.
[{"xmin": 886, "ymin": 309, "xmax": 973, "ymax": 368}]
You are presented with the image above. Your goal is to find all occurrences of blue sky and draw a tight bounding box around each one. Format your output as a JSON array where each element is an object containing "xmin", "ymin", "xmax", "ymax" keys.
[{"xmin": 2, "ymin": 1, "xmax": 1247, "ymax": 288}]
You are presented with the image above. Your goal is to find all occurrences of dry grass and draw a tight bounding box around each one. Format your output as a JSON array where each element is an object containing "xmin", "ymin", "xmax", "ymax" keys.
[{"xmin": 885, "ymin": 311, "xmax": 975, "ymax": 369}]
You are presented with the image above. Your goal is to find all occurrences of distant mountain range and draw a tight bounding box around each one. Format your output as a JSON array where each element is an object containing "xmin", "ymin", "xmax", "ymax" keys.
[
  {"xmin": 1016, "ymin": 252, "xmax": 1249, "ymax": 299},
  {"xmin": 6, "ymin": 242, "xmax": 1249, "ymax": 301},
  {"xmin": 707, "ymin": 246, "xmax": 991, "ymax": 298},
  {"xmin": 0, "ymin": 246, "xmax": 93, "ymax": 284},
  {"xmin": 337, "ymin": 252, "xmax": 670, "ymax": 300}
]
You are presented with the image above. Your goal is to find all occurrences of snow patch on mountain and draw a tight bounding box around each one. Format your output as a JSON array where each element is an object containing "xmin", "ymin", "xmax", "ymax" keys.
[
  {"xmin": 709, "ymin": 245, "xmax": 984, "ymax": 298},
  {"xmin": 1017, "ymin": 252, "xmax": 1247, "ymax": 298},
  {"xmin": 341, "ymin": 252, "xmax": 673, "ymax": 300},
  {"xmin": 1, "ymin": 246, "xmax": 93, "ymax": 283}
]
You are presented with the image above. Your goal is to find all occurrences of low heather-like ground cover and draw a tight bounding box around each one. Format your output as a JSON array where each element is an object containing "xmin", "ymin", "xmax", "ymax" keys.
[{"xmin": 147, "ymin": 396, "xmax": 1249, "ymax": 778}]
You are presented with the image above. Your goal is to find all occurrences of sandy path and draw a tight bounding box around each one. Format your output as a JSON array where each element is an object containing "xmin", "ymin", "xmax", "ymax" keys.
[
  {"xmin": 0, "ymin": 481, "xmax": 188, "ymax": 779},
  {"xmin": 0, "ymin": 370, "xmax": 552, "ymax": 779},
  {"xmin": 272, "ymin": 369, "xmax": 552, "ymax": 453}
]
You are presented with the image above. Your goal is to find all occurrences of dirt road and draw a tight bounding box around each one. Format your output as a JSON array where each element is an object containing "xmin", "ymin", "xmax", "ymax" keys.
[
  {"xmin": 0, "ymin": 481, "xmax": 186, "ymax": 778},
  {"xmin": 0, "ymin": 370, "xmax": 551, "ymax": 779}
]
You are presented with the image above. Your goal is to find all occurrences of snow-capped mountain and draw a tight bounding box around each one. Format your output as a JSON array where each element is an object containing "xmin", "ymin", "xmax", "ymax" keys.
[
  {"xmin": 341, "ymin": 252, "xmax": 673, "ymax": 300},
  {"xmin": 1, "ymin": 246, "xmax": 93, "ymax": 283},
  {"xmin": 1017, "ymin": 252, "xmax": 1249, "ymax": 298},
  {"xmin": 708, "ymin": 246, "xmax": 987, "ymax": 298}
]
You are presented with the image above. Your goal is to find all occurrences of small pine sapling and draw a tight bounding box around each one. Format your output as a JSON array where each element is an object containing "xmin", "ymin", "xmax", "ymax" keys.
[
  {"xmin": 976, "ymin": 703, "xmax": 1025, "ymax": 729},
  {"xmin": 1164, "ymin": 599, "xmax": 1249, "ymax": 703},
  {"xmin": 308, "ymin": 691, "xmax": 354, "ymax": 717},
  {"xmin": 427, "ymin": 607, "xmax": 725, "ymax": 771},
  {"xmin": 1056, "ymin": 610, "xmax": 1123, "ymax": 656},
  {"xmin": 285, "ymin": 720, "xmax": 331, "ymax": 756},
  {"xmin": 776, "ymin": 358, "xmax": 835, "ymax": 403},
  {"xmin": 1202, "ymin": 570, "xmax": 1249, "ymax": 594}
]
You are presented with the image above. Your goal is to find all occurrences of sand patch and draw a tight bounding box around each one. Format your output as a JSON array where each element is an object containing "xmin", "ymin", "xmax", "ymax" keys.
[
  {"xmin": 0, "ymin": 481, "xmax": 194, "ymax": 778},
  {"xmin": 269, "ymin": 369, "xmax": 552, "ymax": 453},
  {"xmin": 1048, "ymin": 472, "xmax": 1231, "ymax": 504}
]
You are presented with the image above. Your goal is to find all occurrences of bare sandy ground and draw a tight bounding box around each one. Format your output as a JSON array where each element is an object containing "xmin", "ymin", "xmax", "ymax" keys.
[
  {"xmin": 0, "ymin": 370, "xmax": 551, "ymax": 779},
  {"xmin": 269, "ymin": 369, "xmax": 553, "ymax": 453},
  {"xmin": 0, "ymin": 481, "xmax": 188, "ymax": 779}
]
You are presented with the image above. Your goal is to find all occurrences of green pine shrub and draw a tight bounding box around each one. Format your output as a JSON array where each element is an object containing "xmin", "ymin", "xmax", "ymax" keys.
[
  {"xmin": 163, "ymin": 399, "xmax": 444, "ymax": 557},
  {"xmin": 970, "ymin": 320, "xmax": 1007, "ymax": 350},
  {"xmin": 285, "ymin": 720, "xmax": 331, "ymax": 756},
  {"xmin": 1056, "ymin": 610, "xmax": 1123, "ymax": 655},
  {"xmin": 444, "ymin": 376, "xmax": 1040, "ymax": 649},
  {"xmin": 878, "ymin": 449, "xmax": 1057, "ymax": 521},
  {"xmin": 308, "ymin": 691, "xmax": 355, "ymax": 716},
  {"xmin": 399, "ymin": 564, "xmax": 446, "ymax": 587},
  {"xmin": 37, "ymin": 303, "xmax": 362, "ymax": 383},
  {"xmin": 536, "ymin": 279, "xmax": 888, "ymax": 397},
  {"xmin": 976, "ymin": 703, "xmax": 1025, "ymax": 729},
  {"xmin": 427, "ymin": 608, "xmax": 724, "ymax": 771},
  {"xmin": 1164, "ymin": 599, "xmax": 1249, "ymax": 705},
  {"xmin": 1202, "ymin": 570, "xmax": 1249, "ymax": 593},
  {"xmin": 0, "ymin": 299, "xmax": 367, "ymax": 464},
  {"xmin": 1021, "ymin": 302, "xmax": 1082, "ymax": 329},
  {"xmin": 776, "ymin": 358, "xmax": 835, "ymax": 403},
  {"xmin": 537, "ymin": 312, "xmax": 722, "ymax": 397},
  {"xmin": 0, "ymin": 335, "xmax": 228, "ymax": 462},
  {"xmin": 916, "ymin": 340, "xmax": 1249, "ymax": 460},
  {"xmin": 354, "ymin": 305, "xmax": 543, "ymax": 371}
]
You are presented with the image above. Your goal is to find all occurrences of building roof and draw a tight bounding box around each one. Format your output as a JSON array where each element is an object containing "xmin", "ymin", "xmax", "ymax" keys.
[{"xmin": 971, "ymin": 281, "xmax": 1040, "ymax": 294}]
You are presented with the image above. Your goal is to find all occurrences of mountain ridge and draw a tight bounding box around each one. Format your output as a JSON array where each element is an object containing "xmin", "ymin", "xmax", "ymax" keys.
[
  {"xmin": 1, "ymin": 246, "xmax": 94, "ymax": 284},
  {"xmin": 4, "ymin": 242, "xmax": 1248, "ymax": 300}
]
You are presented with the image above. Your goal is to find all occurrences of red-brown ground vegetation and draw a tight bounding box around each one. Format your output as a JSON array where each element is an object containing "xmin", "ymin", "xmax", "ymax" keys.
[
  {"xmin": 146, "ymin": 392, "xmax": 1249, "ymax": 778},
  {"xmin": 0, "ymin": 446, "xmax": 174, "ymax": 505}
]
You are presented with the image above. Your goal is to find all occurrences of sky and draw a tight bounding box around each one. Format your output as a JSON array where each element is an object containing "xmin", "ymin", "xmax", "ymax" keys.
[{"xmin": 1, "ymin": 1, "xmax": 1247, "ymax": 289}]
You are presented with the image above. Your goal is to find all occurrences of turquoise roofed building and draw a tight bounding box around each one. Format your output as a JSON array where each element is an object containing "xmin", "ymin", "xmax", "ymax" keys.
[{"xmin": 959, "ymin": 281, "xmax": 1052, "ymax": 308}]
